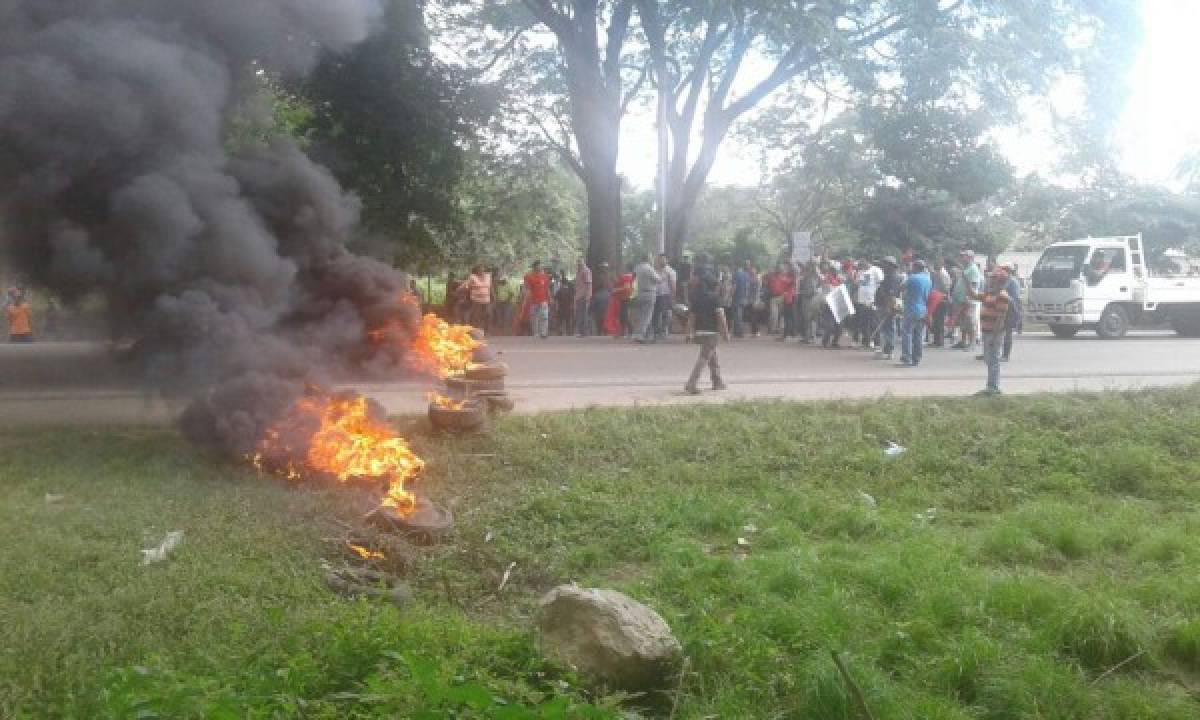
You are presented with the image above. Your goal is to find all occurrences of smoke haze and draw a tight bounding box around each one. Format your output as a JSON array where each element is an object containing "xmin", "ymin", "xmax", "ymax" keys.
[{"xmin": 0, "ymin": 0, "xmax": 423, "ymax": 454}]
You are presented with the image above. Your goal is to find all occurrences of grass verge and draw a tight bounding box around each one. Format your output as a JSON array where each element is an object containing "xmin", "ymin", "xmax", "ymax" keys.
[{"xmin": 3, "ymin": 387, "xmax": 1200, "ymax": 717}]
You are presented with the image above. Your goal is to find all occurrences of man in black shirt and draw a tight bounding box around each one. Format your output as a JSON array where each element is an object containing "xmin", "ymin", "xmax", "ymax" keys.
[{"xmin": 685, "ymin": 255, "xmax": 726, "ymax": 394}]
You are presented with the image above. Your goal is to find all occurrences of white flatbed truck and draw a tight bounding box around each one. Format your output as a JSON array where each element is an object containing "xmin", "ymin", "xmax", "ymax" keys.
[{"xmin": 1027, "ymin": 234, "xmax": 1200, "ymax": 338}]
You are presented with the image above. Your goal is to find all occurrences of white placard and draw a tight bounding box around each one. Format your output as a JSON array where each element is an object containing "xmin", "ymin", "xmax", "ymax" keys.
[
  {"xmin": 826, "ymin": 284, "xmax": 856, "ymax": 324},
  {"xmin": 791, "ymin": 231, "xmax": 812, "ymax": 264}
]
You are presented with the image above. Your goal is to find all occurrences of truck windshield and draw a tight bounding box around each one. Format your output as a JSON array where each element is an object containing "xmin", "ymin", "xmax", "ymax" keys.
[{"xmin": 1032, "ymin": 246, "xmax": 1088, "ymax": 289}]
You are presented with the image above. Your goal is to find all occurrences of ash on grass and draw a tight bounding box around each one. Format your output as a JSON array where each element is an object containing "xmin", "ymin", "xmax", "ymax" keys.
[{"xmin": 6, "ymin": 388, "xmax": 1200, "ymax": 718}]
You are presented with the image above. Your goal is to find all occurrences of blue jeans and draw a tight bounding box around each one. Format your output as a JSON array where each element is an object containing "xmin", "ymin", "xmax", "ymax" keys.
[
  {"xmin": 983, "ymin": 331, "xmax": 1003, "ymax": 390},
  {"xmin": 901, "ymin": 313, "xmax": 926, "ymax": 365}
]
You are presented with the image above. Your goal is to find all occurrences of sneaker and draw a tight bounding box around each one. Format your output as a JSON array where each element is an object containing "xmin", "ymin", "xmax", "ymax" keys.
[
  {"xmin": 713, "ymin": 381, "xmax": 727, "ymax": 391},
  {"xmin": 684, "ymin": 386, "xmax": 701, "ymax": 396}
]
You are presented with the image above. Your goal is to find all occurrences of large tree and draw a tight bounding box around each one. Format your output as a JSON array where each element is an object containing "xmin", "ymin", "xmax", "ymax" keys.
[
  {"xmin": 636, "ymin": 0, "xmax": 1136, "ymax": 258},
  {"xmin": 474, "ymin": 0, "xmax": 648, "ymax": 271}
]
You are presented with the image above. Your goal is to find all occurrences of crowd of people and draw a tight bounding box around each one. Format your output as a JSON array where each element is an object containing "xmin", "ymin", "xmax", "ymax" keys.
[{"xmin": 437, "ymin": 247, "xmax": 1022, "ymax": 394}]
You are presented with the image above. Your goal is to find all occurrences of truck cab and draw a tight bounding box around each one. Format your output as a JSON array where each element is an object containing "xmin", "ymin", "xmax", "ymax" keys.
[{"xmin": 1028, "ymin": 235, "xmax": 1200, "ymax": 338}]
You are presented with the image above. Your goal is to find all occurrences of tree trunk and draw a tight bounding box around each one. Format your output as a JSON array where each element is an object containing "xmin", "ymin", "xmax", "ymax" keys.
[
  {"xmin": 664, "ymin": 122, "xmax": 727, "ymax": 260},
  {"xmin": 585, "ymin": 168, "xmax": 622, "ymax": 271}
]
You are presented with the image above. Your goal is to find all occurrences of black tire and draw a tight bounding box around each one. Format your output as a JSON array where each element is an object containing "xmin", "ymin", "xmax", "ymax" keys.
[
  {"xmin": 1096, "ymin": 305, "xmax": 1129, "ymax": 339},
  {"xmin": 1049, "ymin": 324, "xmax": 1080, "ymax": 339}
]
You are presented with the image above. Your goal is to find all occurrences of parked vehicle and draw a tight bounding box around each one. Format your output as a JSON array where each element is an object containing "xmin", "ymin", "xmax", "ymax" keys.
[{"xmin": 1027, "ymin": 234, "xmax": 1200, "ymax": 338}]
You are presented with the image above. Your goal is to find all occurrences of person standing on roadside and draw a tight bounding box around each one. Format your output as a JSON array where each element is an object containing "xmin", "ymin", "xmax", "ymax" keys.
[
  {"xmin": 654, "ymin": 254, "xmax": 676, "ymax": 340},
  {"xmin": 633, "ymin": 254, "xmax": 660, "ymax": 343},
  {"xmin": 957, "ymin": 249, "xmax": 983, "ymax": 349},
  {"xmin": 523, "ymin": 261, "xmax": 552, "ymax": 339},
  {"xmin": 466, "ymin": 264, "xmax": 492, "ymax": 330},
  {"xmin": 732, "ymin": 260, "xmax": 752, "ymax": 339},
  {"xmin": 855, "ymin": 259, "xmax": 882, "ymax": 350},
  {"xmin": 573, "ymin": 259, "xmax": 592, "ymax": 337},
  {"xmin": 899, "ymin": 260, "xmax": 932, "ymax": 366},
  {"xmin": 1003, "ymin": 267, "xmax": 1022, "ymax": 361},
  {"xmin": 6, "ymin": 287, "xmax": 34, "ymax": 343},
  {"xmin": 747, "ymin": 264, "xmax": 764, "ymax": 337},
  {"xmin": 766, "ymin": 262, "xmax": 787, "ymax": 334},
  {"xmin": 969, "ymin": 267, "xmax": 1013, "ymax": 395},
  {"xmin": 874, "ymin": 257, "xmax": 901, "ymax": 359},
  {"xmin": 591, "ymin": 261, "xmax": 611, "ymax": 337}
]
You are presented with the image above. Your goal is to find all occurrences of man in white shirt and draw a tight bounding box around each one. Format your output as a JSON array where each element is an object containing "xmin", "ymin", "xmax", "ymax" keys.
[
  {"xmin": 653, "ymin": 254, "xmax": 676, "ymax": 339},
  {"xmin": 855, "ymin": 259, "xmax": 883, "ymax": 349}
]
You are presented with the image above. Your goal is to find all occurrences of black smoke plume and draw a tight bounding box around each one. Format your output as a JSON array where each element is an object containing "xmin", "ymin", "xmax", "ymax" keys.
[{"xmin": 0, "ymin": 1, "xmax": 422, "ymax": 454}]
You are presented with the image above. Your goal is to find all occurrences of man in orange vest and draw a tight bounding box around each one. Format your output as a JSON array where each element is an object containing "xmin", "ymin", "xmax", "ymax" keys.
[{"xmin": 6, "ymin": 287, "xmax": 34, "ymax": 342}]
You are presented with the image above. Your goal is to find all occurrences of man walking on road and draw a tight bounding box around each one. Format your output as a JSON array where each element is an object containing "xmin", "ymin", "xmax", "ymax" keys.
[
  {"xmin": 969, "ymin": 267, "xmax": 1013, "ymax": 395},
  {"xmin": 685, "ymin": 254, "xmax": 726, "ymax": 394},
  {"xmin": 574, "ymin": 258, "xmax": 592, "ymax": 337},
  {"xmin": 899, "ymin": 260, "xmax": 932, "ymax": 367}
]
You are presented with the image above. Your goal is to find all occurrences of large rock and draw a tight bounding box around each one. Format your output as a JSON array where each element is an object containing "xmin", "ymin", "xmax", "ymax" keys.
[{"xmin": 536, "ymin": 585, "xmax": 682, "ymax": 691}]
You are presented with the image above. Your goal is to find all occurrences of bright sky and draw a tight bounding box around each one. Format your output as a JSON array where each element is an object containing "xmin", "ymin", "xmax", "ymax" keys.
[{"xmin": 617, "ymin": 0, "xmax": 1200, "ymax": 190}]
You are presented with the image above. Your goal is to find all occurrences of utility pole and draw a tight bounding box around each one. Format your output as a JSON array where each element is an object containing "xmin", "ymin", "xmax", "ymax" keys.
[{"xmin": 655, "ymin": 69, "xmax": 668, "ymax": 257}]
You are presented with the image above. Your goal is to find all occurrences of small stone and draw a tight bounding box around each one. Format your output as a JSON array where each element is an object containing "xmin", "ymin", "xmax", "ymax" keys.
[{"xmin": 536, "ymin": 585, "xmax": 682, "ymax": 691}]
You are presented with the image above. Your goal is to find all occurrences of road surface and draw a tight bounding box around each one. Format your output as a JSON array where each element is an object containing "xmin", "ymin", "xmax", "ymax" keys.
[{"xmin": 0, "ymin": 332, "xmax": 1197, "ymax": 426}]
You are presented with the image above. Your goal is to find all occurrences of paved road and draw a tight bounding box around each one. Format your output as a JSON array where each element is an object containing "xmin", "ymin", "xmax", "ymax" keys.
[{"xmin": 0, "ymin": 333, "xmax": 1198, "ymax": 426}]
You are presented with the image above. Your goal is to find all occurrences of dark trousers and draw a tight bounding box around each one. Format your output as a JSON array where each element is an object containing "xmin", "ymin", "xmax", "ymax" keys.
[
  {"xmin": 782, "ymin": 301, "xmax": 797, "ymax": 339},
  {"xmin": 796, "ymin": 296, "xmax": 814, "ymax": 341},
  {"xmin": 820, "ymin": 305, "xmax": 842, "ymax": 346},
  {"xmin": 654, "ymin": 294, "xmax": 672, "ymax": 337},
  {"xmin": 932, "ymin": 302, "xmax": 948, "ymax": 346},
  {"xmin": 856, "ymin": 304, "xmax": 875, "ymax": 347}
]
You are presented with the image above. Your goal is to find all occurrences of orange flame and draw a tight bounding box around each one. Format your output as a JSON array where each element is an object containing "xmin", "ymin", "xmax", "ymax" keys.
[
  {"xmin": 409, "ymin": 313, "xmax": 482, "ymax": 379},
  {"xmin": 428, "ymin": 392, "xmax": 467, "ymax": 411},
  {"xmin": 253, "ymin": 390, "xmax": 423, "ymax": 515},
  {"xmin": 348, "ymin": 543, "xmax": 385, "ymax": 561}
]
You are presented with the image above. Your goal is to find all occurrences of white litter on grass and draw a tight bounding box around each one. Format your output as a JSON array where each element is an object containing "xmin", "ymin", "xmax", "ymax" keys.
[
  {"xmin": 141, "ymin": 531, "xmax": 184, "ymax": 565},
  {"xmin": 742, "ymin": 523, "xmax": 758, "ymax": 534},
  {"xmin": 736, "ymin": 537, "xmax": 751, "ymax": 548},
  {"xmin": 883, "ymin": 442, "xmax": 906, "ymax": 458},
  {"xmin": 44, "ymin": 493, "xmax": 65, "ymax": 504},
  {"xmin": 857, "ymin": 491, "xmax": 877, "ymax": 508},
  {"xmin": 913, "ymin": 508, "xmax": 938, "ymax": 526}
]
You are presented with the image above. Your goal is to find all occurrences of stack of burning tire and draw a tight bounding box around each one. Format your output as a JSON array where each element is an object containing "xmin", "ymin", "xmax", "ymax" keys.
[{"xmin": 427, "ymin": 331, "xmax": 514, "ymax": 433}]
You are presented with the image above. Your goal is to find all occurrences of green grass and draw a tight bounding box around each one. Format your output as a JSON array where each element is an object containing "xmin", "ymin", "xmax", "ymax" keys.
[{"xmin": 5, "ymin": 388, "xmax": 1200, "ymax": 717}]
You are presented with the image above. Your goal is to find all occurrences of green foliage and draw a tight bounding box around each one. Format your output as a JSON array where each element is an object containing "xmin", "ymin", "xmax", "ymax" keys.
[{"xmin": 297, "ymin": 0, "xmax": 489, "ymax": 262}]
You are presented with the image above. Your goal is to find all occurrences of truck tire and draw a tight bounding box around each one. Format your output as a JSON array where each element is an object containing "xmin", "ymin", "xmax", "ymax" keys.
[
  {"xmin": 1169, "ymin": 306, "xmax": 1200, "ymax": 337},
  {"xmin": 1096, "ymin": 304, "xmax": 1129, "ymax": 339},
  {"xmin": 1049, "ymin": 324, "xmax": 1079, "ymax": 338}
]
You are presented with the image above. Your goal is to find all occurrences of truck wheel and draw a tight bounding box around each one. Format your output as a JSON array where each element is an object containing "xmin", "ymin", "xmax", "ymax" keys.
[
  {"xmin": 1096, "ymin": 305, "xmax": 1129, "ymax": 339},
  {"xmin": 1049, "ymin": 324, "xmax": 1079, "ymax": 338}
]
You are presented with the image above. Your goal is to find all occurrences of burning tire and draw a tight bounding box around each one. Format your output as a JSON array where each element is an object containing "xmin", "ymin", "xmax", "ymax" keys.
[
  {"xmin": 368, "ymin": 496, "xmax": 454, "ymax": 542},
  {"xmin": 428, "ymin": 397, "xmax": 488, "ymax": 433},
  {"xmin": 444, "ymin": 375, "xmax": 506, "ymax": 398},
  {"xmin": 475, "ymin": 390, "xmax": 515, "ymax": 413},
  {"xmin": 463, "ymin": 362, "xmax": 508, "ymax": 381}
]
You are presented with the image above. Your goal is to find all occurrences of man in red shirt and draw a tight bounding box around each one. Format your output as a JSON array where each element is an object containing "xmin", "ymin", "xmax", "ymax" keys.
[{"xmin": 523, "ymin": 261, "xmax": 552, "ymax": 339}]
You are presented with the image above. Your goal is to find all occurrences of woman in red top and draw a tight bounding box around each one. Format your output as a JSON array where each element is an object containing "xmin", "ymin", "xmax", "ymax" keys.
[
  {"xmin": 777, "ymin": 266, "xmax": 799, "ymax": 340},
  {"xmin": 604, "ymin": 264, "xmax": 635, "ymax": 337}
]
